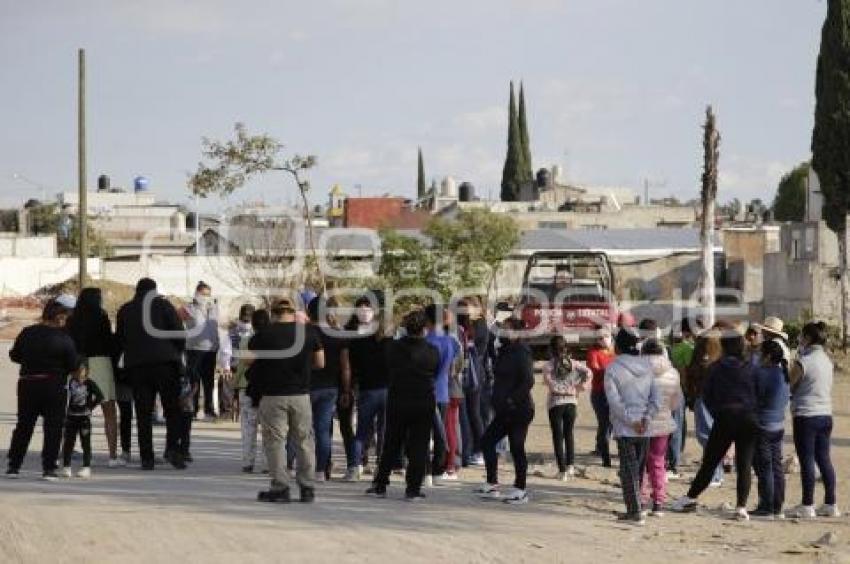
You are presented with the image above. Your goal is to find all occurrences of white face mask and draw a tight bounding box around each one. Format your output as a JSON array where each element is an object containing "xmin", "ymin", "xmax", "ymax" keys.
[
  {"xmin": 195, "ymin": 293, "xmax": 211, "ymax": 305},
  {"xmin": 356, "ymin": 307, "xmax": 374, "ymax": 324}
]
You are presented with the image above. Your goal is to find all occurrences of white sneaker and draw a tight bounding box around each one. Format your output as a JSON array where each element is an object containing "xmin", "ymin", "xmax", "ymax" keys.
[
  {"xmin": 342, "ymin": 467, "xmax": 359, "ymax": 482},
  {"xmin": 470, "ymin": 453, "xmax": 485, "ymax": 466},
  {"xmin": 786, "ymin": 505, "xmax": 817, "ymax": 519},
  {"xmin": 423, "ymin": 475, "xmax": 434, "ymax": 488},
  {"xmin": 313, "ymin": 472, "xmax": 326, "ymax": 483},
  {"xmin": 76, "ymin": 467, "xmax": 91, "ymax": 479},
  {"xmin": 816, "ymin": 504, "xmax": 841, "ymax": 518},
  {"xmin": 565, "ymin": 465, "xmax": 576, "ymax": 477},
  {"xmin": 557, "ymin": 471, "xmax": 570, "ymax": 481},
  {"xmin": 475, "ymin": 482, "xmax": 501, "ymax": 499},
  {"xmin": 671, "ymin": 496, "xmax": 698, "ymax": 513},
  {"xmin": 503, "ymin": 488, "xmax": 529, "ymax": 505},
  {"xmin": 734, "ymin": 507, "xmax": 749, "ymax": 521},
  {"xmin": 107, "ymin": 458, "xmax": 125, "ymax": 468},
  {"xmin": 436, "ymin": 472, "xmax": 458, "ymax": 483},
  {"xmin": 708, "ymin": 479, "xmax": 723, "ymax": 488},
  {"xmin": 666, "ymin": 470, "xmax": 682, "ymax": 481},
  {"xmin": 59, "ymin": 467, "xmax": 73, "ymax": 479}
]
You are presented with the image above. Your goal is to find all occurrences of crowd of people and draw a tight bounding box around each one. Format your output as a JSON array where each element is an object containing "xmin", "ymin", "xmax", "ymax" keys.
[{"xmin": 3, "ymin": 278, "xmax": 842, "ymax": 522}]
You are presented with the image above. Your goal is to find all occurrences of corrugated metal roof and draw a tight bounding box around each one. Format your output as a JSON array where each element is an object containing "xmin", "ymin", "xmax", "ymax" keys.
[{"xmin": 519, "ymin": 228, "xmax": 719, "ymax": 252}]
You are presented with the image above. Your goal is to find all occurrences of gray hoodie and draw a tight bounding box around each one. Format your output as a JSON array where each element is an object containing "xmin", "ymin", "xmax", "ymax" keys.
[{"xmin": 604, "ymin": 354, "xmax": 659, "ymax": 438}]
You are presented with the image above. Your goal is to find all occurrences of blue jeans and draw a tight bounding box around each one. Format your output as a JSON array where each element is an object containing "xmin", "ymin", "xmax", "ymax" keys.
[
  {"xmin": 754, "ymin": 428, "xmax": 785, "ymax": 513},
  {"xmin": 590, "ymin": 391, "xmax": 611, "ymax": 465},
  {"xmin": 694, "ymin": 398, "xmax": 723, "ymax": 483},
  {"xmin": 793, "ymin": 415, "xmax": 836, "ymax": 506},
  {"xmin": 667, "ymin": 402, "xmax": 686, "ymax": 471},
  {"xmin": 311, "ymin": 388, "xmax": 338, "ymax": 474},
  {"xmin": 353, "ymin": 388, "xmax": 387, "ymax": 468}
]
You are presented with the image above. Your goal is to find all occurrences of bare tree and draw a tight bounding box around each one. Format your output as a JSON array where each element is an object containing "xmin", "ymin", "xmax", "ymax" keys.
[
  {"xmin": 189, "ymin": 123, "xmax": 325, "ymax": 292},
  {"xmin": 700, "ymin": 106, "xmax": 720, "ymax": 327}
]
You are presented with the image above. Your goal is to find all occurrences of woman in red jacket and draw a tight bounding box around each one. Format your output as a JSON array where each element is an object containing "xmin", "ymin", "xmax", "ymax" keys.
[{"xmin": 587, "ymin": 329, "xmax": 615, "ymax": 467}]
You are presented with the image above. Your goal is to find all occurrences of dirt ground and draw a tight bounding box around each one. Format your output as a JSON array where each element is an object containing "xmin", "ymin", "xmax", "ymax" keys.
[{"xmin": 0, "ymin": 340, "xmax": 848, "ymax": 564}]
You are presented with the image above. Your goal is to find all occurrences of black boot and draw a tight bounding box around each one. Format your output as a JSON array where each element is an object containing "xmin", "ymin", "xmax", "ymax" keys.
[
  {"xmin": 258, "ymin": 487, "xmax": 291, "ymax": 503},
  {"xmin": 300, "ymin": 486, "xmax": 315, "ymax": 503}
]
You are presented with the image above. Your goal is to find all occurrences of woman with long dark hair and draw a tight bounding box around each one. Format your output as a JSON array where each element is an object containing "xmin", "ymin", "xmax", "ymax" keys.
[
  {"xmin": 751, "ymin": 339, "xmax": 790, "ymax": 519},
  {"xmin": 673, "ymin": 324, "xmax": 759, "ymax": 521},
  {"xmin": 6, "ymin": 299, "xmax": 81, "ymax": 479},
  {"xmin": 67, "ymin": 287, "xmax": 122, "ymax": 466},
  {"xmin": 476, "ymin": 316, "xmax": 535, "ymax": 505}
]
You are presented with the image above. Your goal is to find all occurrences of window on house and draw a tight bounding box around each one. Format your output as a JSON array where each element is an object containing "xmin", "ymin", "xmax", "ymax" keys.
[
  {"xmin": 791, "ymin": 230, "xmax": 801, "ymax": 260},
  {"xmin": 805, "ymin": 227, "xmax": 815, "ymax": 254},
  {"xmin": 538, "ymin": 221, "xmax": 568, "ymax": 229}
]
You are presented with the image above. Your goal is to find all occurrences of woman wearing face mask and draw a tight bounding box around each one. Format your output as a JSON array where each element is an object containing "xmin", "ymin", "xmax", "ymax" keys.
[
  {"xmin": 66, "ymin": 287, "xmax": 122, "ymax": 467},
  {"xmin": 476, "ymin": 317, "xmax": 535, "ymax": 505},
  {"xmin": 181, "ymin": 282, "xmax": 221, "ymax": 423},
  {"xmin": 7, "ymin": 299, "xmax": 81, "ymax": 479},
  {"xmin": 344, "ymin": 295, "xmax": 390, "ymax": 481}
]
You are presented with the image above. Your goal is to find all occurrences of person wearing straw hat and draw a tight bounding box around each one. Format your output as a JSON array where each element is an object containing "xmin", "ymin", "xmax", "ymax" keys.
[{"xmin": 751, "ymin": 317, "xmax": 791, "ymax": 363}]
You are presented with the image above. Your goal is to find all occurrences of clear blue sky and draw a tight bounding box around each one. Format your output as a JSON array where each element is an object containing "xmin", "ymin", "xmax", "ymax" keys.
[{"xmin": 0, "ymin": 0, "xmax": 826, "ymax": 211}]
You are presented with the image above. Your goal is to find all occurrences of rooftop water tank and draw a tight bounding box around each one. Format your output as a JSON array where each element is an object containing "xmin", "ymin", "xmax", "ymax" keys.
[
  {"xmin": 459, "ymin": 182, "xmax": 475, "ymax": 202},
  {"xmin": 134, "ymin": 176, "xmax": 150, "ymax": 193},
  {"xmin": 97, "ymin": 174, "xmax": 110, "ymax": 192},
  {"xmin": 440, "ymin": 176, "xmax": 458, "ymax": 198}
]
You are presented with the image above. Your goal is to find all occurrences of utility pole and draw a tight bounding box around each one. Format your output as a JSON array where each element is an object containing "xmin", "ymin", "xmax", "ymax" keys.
[{"xmin": 78, "ymin": 48, "xmax": 88, "ymax": 287}]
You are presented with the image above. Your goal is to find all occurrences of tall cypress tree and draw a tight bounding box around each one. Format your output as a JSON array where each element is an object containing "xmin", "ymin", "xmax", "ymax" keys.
[
  {"xmin": 501, "ymin": 82, "xmax": 525, "ymax": 201},
  {"xmin": 417, "ymin": 147, "xmax": 426, "ymax": 200},
  {"xmin": 812, "ymin": 0, "xmax": 850, "ymax": 347},
  {"xmin": 518, "ymin": 82, "xmax": 534, "ymax": 182}
]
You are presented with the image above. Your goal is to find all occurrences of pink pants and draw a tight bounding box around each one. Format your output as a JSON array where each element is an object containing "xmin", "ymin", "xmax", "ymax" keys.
[
  {"xmin": 641, "ymin": 435, "xmax": 669, "ymax": 505},
  {"xmin": 445, "ymin": 399, "xmax": 462, "ymax": 473}
]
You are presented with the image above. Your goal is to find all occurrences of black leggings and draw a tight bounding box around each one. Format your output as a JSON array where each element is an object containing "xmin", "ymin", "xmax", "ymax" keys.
[
  {"xmin": 687, "ymin": 409, "xmax": 758, "ymax": 507},
  {"xmin": 482, "ymin": 409, "xmax": 533, "ymax": 490},
  {"xmin": 188, "ymin": 350, "xmax": 217, "ymax": 416},
  {"xmin": 118, "ymin": 399, "xmax": 133, "ymax": 454},
  {"xmin": 548, "ymin": 404, "xmax": 577, "ymax": 472},
  {"xmin": 62, "ymin": 416, "xmax": 92, "ymax": 467}
]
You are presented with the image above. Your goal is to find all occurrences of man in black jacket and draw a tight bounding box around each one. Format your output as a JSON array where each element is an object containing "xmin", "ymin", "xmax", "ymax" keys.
[
  {"xmin": 477, "ymin": 317, "xmax": 535, "ymax": 505},
  {"xmin": 116, "ymin": 278, "xmax": 187, "ymax": 470},
  {"xmin": 367, "ymin": 310, "xmax": 440, "ymax": 500}
]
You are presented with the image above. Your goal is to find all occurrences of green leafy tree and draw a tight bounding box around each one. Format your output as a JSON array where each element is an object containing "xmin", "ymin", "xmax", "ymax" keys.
[
  {"xmin": 379, "ymin": 209, "xmax": 519, "ymax": 301},
  {"xmin": 812, "ymin": 0, "xmax": 850, "ymax": 347},
  {"xmin": 417, "ymin": 147, "xmax": 426, "ymax": 200},
  {"xmin": 500, "ymin": 82, "xmax": 526, "ymax": 202},
  {"xmin": 518, "ymin": 82, "xmax": 534, "ymax": 182},
  {"xmin": 189, "ymin": 123, "xmax": 324, "ymax": 291},
  {"xmin": 772, "ymin": 162, "xmax": 809, "ymax": 221},
  {"xmin": 24, "ymin": 203, "xmax": 112, "ymax": 257},
  {"xmin": 0, "ymin": 209, "xmax": 18, "ymax": 232}
]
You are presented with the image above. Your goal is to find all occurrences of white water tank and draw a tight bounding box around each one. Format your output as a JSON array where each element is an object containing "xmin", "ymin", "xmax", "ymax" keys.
[
  {"xmin": 552, "ymin": 165, "xmax": 563, "ymax": 184},
  {"xmin": 441, "ymin": 176, "xmax": 458, "ymax": 198}
]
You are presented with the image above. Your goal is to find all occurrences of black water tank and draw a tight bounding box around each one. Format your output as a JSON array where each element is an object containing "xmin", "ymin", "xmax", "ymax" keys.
[
  {"xmin": 459, "ymin": 182, "xmax": 475, "ymax": 202},
  {"xmin": 98, "ymin": 174, "xmax": 110, "ymax": 192}
]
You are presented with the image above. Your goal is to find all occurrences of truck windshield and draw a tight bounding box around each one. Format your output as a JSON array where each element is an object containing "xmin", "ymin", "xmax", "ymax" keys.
[{"xmin": 523, "ymin": 255, "xmax": 610, "ymax": 303}]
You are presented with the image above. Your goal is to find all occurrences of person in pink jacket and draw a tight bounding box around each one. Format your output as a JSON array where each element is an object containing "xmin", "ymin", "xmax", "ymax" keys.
[
  {"xmin": 543, "ymin": 335, "xmax": 591, "ymax": 480},
  {"xmin": 640, "ymin": 338, "xmax": 683, "ymax": 516}
]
